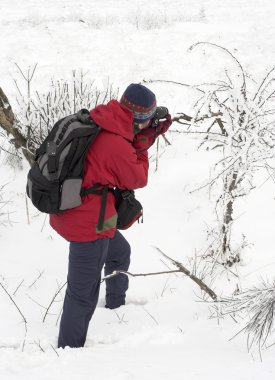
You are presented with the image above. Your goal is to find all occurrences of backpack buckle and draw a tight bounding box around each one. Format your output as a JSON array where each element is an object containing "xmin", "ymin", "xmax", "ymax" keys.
[
  {"xmin": 47, "ymin": 141, "xmax": 57, "ymax": 156},
  {"xmin": 47, "ymin": 142, "xmax": 58, "ymax": 174},
  {"xmin": 121, "ymin": 190, "xmax": 133, "ymax": 200}
]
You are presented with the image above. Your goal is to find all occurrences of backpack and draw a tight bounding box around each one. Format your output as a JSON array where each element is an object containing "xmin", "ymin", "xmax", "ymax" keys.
[{"xmin": 26, "ymin": 109, "xmax": 109, "ymax": 230}]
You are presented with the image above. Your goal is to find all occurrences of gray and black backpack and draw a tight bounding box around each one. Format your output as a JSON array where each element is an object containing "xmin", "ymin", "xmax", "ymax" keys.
[{"xmin": 26, "ymin": 109, "xmax": 109, "ymax": 230}]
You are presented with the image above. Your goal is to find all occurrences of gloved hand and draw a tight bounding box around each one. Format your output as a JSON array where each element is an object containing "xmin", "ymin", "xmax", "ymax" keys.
[
  {"xmin": 133, "ymin": 108, "xmax": 172, "ymax": 152},
  {"xmin": 155, "ymin": 113, "xmax": 172, "ymax": 135},
  {"xmin": 132, "ymin": 127, "xmax": 156, "ymax": 151}
]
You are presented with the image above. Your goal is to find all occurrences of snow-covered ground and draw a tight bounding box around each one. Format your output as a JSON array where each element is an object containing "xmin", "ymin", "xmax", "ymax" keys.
[{"xmin": 1, "ymin": 1, "xmax": 275, "ymax": 379}]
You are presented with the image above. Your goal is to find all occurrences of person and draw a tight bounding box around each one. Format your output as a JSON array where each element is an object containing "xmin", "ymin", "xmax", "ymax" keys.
[{"xmin": 49, "ymin": 83, "xmax": 172, "ymax": 348}]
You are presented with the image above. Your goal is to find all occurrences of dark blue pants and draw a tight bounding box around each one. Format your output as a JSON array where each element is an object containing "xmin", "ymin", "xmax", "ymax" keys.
[{"xmin": 58, "ymin": 231, "xmax": 131, "ymax": 348}]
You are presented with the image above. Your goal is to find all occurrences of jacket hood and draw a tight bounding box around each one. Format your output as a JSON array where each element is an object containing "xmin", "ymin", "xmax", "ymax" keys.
[{"xmin": 90, "ymin": 100, "xmax": 135, "ymax": 141}]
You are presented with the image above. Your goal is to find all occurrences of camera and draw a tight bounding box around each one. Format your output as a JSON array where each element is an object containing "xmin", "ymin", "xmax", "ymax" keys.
[{"xmin": 151, "ymin": 106, "xmax": 169, "ymax": 128}]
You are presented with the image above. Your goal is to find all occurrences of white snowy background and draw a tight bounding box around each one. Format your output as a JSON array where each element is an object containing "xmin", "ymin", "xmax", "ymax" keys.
[{"xmin": 1, "ymin": 0, "xmax": 275, "ymax": 379}]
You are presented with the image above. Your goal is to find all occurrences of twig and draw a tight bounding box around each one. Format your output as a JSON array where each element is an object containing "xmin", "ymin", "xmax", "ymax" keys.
[
  {"xmin": 51, "ymin": 344, "xmax": 59, "ymax": 357},
  {"xmin": 26, "ymin": 293, "xmax": 47, "ymax": 309},
  {"xmin": 189, "ymin": 42, "xmax": 247, "ymax": 98},
  {"xmin": 142, "ymin": 306, "xmax": 159, "ymax": 325},
  {"xmin": 155, "ymin": 137, "xmax": 159, "ymax": 172},
  {"xmin": 28, "ymin": 270, "xmax": 44, "ymax": 289},
  {"xmin": 172, "ymin": 114, "xmax": 193, "ymax": 123},
  {"xmin": 33, "ymin": 340, "xmax": 45, "ymax": 352},
  {"xmin": 13, "ymin": 279, "xmax": 24, "ymax": 296},
  {"xmin": 0, "ymin": 280, "xmax": 27, "ymax": 351},
  {"xmin": 101, "ymin": 269, "xmax": 181, "ymax": 282},
  {"xmin": 113, "ymin": 310, "xmax": 128, "ymax": 325},
  {"xmin": 189, "ymin": 154, "xmax": 242, "ymax": 194},
  {"xmin": 253, "ymin": 65, "xmax": 275, "ymax": 102},
  {"xmin": 172, "ymin": 111, "xmax": 222, "ymax": 125},
  {"xmin": 25, "ymin": 193, "xmax": 30, "ymax": 225},
  {"xmin": 43, "ymin": 281, "xmax": 67, "ymax": 323},
  {"xmin": 56, "ymin": 306, "xmax": 63, "ymax": 326},
  {"xmin": 0, "ymin": 280, "xmax": 27, "ymax": 323},
  {"xmin": 0, "ymin": 145, "xmax": 19, "ymax": 157},
  {"xmin": 162, "ymin": 134, "xmax": 171, "ymax": 145},
  {"xmin": 41, "ymin": 214, "xmax": 48, "ymax": 233},
  {"xmin": 160, "ymin": 275, "xmax": 171, "ymax": 297},
  {"xmin": 143, "ymin": 78, "xmax": 204, "ymax": 94}
]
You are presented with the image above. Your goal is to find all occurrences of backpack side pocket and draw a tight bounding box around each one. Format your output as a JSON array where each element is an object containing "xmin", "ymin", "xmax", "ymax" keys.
[
  {"xmin": 27, "ymin": 163, "xmax": 60, "ymax": 214},
  {"xmin": 59, "ymin": 178, "xmax": 82, "ymax": 210}
]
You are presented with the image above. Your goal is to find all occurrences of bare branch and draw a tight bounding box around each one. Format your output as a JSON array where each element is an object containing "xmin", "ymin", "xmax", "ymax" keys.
[
  {"xmin": 142, "ymin": 78, "xmax": 205, "ymax": 94},
  {"xmin": 101, "ymin": 269, "xmax": 181, "ymax": 282},
  {"xmin": 154, "ymin": 247, "xmax": 218, "ymax": 300},
  {"xmin": 43, "ymin": 281, "xmax": 67, "ymax": 323},
  {"xmin": 13, "ymin": 279, "xmax": 24, "ymax": 296},
  {"xmin": 28, "ymin": 270, "xmax": 44, "ymax": 289},
  {"xmin": 0, "ymin": 279, "xmax": 27, "ymax": 351},
  {"xmin": 51, "ymin": 344, "xmax": 59, "ymax": 356},
  {"xmin": 189, "ymin": 42, "xmax": 247, "ymax": 98}
]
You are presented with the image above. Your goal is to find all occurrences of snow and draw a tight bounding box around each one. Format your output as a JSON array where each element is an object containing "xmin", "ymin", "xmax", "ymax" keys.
[{"xmin": 1, "ymin": 0, "xmax": 275, "ymax": 379}]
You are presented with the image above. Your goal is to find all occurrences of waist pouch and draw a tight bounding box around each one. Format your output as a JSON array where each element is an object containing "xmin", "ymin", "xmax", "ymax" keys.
[{"xmin": 114, "ymin": 189, "xmax": 143, "ymax": 230}]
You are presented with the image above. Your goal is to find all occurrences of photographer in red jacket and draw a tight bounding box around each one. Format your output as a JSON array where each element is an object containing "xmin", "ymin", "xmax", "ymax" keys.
[{"xmin": 50, "ymin": 83, "xmax": 172, "ymax": 348}]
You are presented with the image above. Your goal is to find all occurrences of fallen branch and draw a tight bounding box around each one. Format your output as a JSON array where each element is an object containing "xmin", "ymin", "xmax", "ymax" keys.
[
  {"xmin": 101, "ymin": 269, "xmax": 181, "ymax": 282},
  {"xmin": 102, "ymin": 249, "xmax": 217, "ymax": 301},
  {"xmin": 155, "ymin": 247, "xmax": 217, "ymax": 300}
]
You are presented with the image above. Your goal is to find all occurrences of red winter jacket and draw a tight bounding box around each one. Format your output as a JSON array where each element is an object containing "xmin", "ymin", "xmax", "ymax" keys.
[{"xmin": 50, "ymin": 100, "xmax": 149, "ymax": 242}]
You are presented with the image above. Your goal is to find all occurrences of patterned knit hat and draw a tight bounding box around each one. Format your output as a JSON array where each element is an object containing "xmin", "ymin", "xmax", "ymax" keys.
[{"xmin": 120, "ymin": 83, "xmax": 157, "ymax": 123}]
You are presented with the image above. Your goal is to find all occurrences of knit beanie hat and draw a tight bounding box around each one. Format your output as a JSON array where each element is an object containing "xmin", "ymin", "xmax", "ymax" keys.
[{"xmin": 120, "ymin": 83, "xmax": 157, "ymax": 123}]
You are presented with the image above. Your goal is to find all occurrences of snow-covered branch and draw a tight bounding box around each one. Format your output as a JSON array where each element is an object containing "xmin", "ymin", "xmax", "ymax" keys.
[{"xmin": 213, "ymin": 280, "xmax": 275, "ymax": 353}]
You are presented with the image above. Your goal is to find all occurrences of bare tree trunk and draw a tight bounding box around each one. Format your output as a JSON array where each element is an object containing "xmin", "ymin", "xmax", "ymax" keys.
[{"xmin": 0, "ymin": 87, "xmax": 33, "ymax": 165}]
